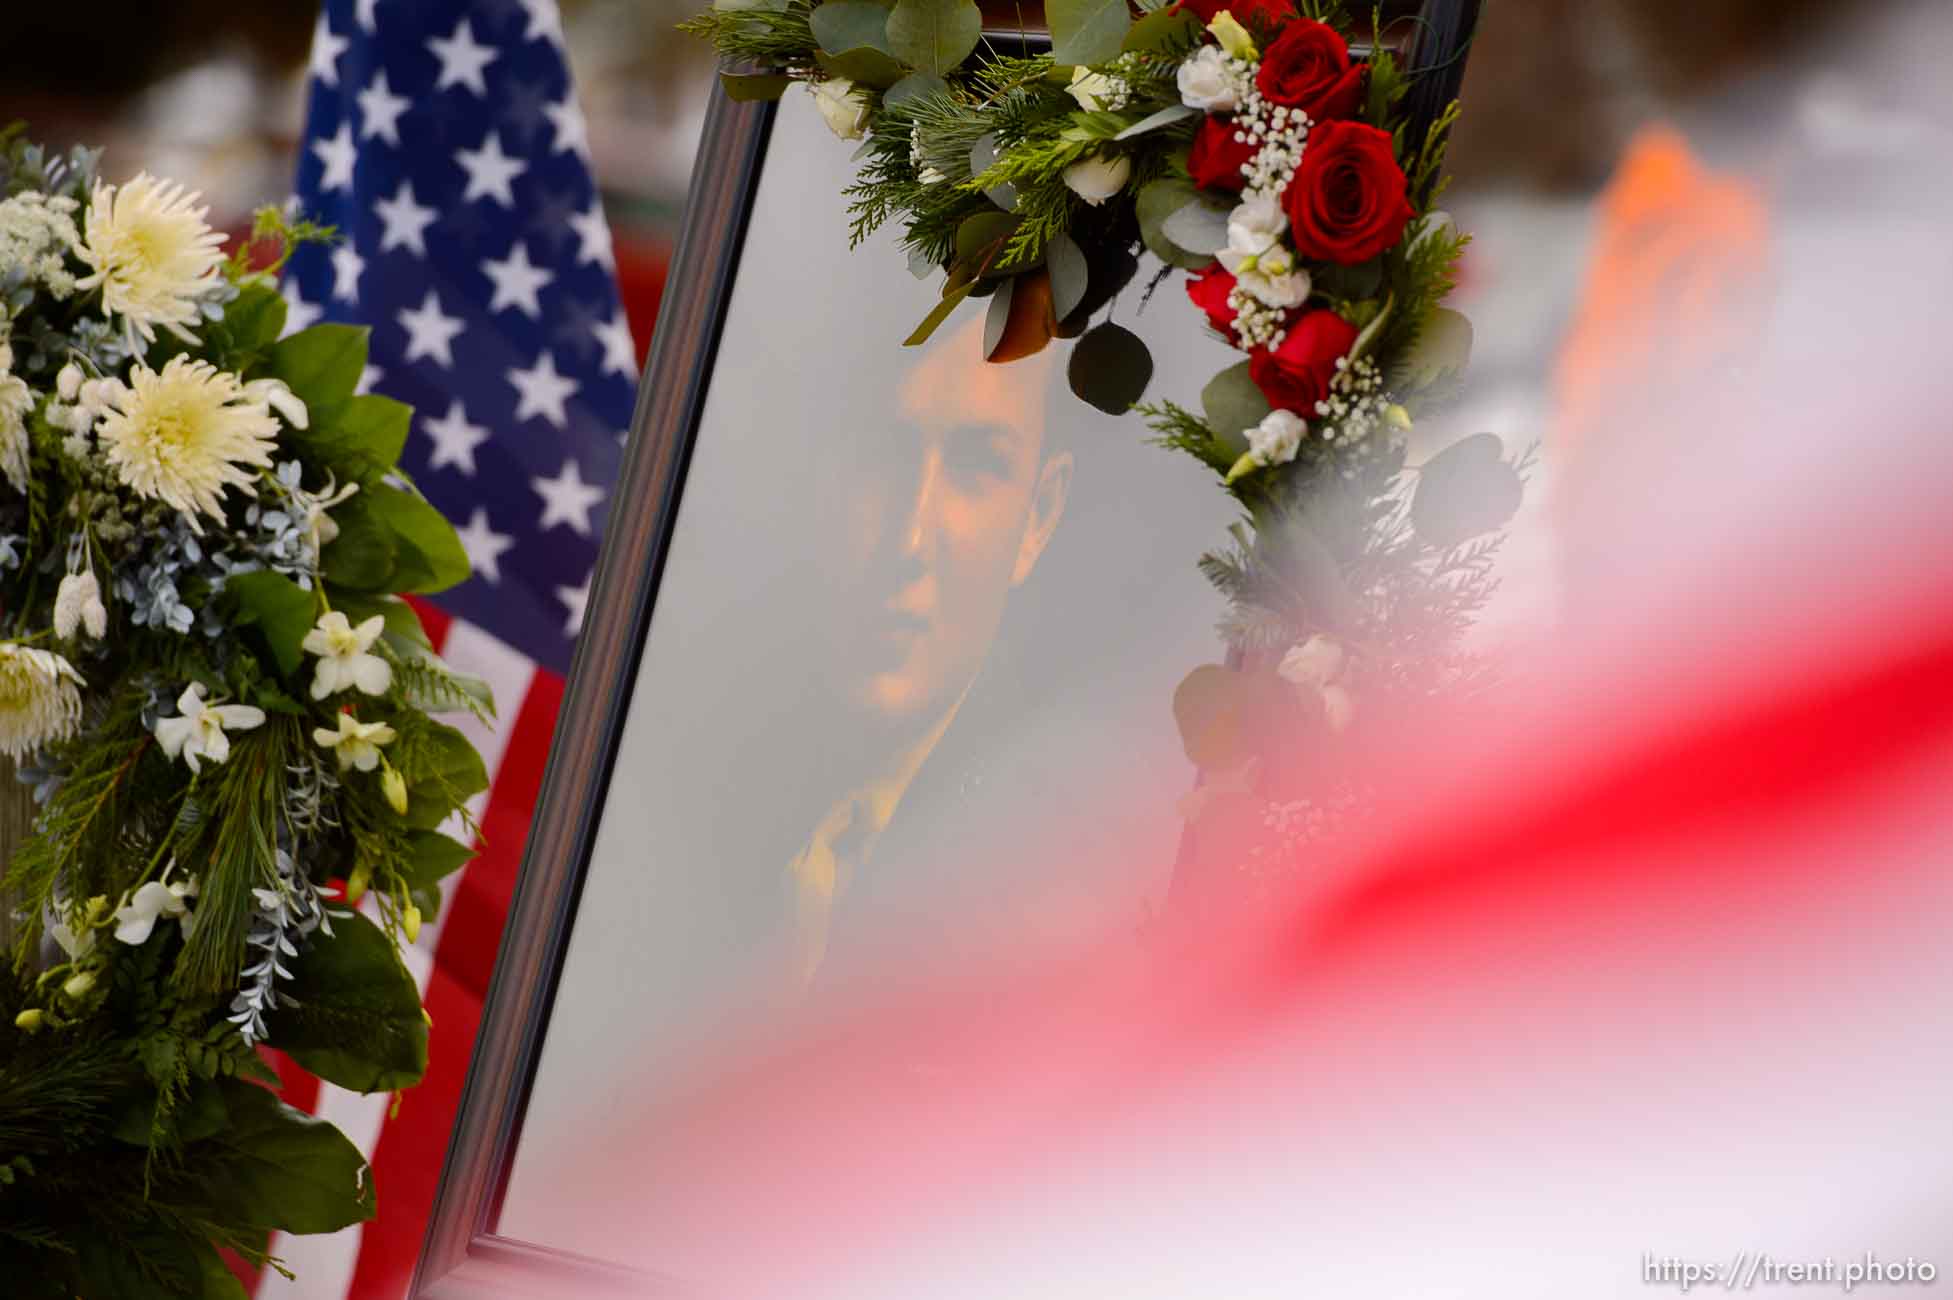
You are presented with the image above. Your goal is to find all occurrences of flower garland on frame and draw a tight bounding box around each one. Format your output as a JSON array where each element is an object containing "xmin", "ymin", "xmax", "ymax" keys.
[
  {"xmin": 687, "ymin": 0, "xmax": 1524, "ymax": 888},
  {"xmin": 0, "ymin": 129, "xmax": 491, "ymax": 1295}
]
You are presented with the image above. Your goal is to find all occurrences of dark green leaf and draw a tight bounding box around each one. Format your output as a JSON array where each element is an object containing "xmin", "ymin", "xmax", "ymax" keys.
[
  {"xmin": 320, "ymin": 494, "xmax": 397, "ymax": 590},
  {"xmin": 885, "ymin": 0, "xmax": 983, "ymax": 74},
  {"xmin": 199, "ymin": 1079, "xmax": 376, "ymax": 1233},
  {"xmin": 720, "ymin": 71, "xmax": 793, "ymax": 101},
  {"xmin": 195, "ymin": 1239, "xmax": 250, "ymax": 1300},
  {"xmin": 1067, "ymin": 321, "xmax": 1153, "ymax": 413},
  {"xmin": 1201, "ymin": 361, "xmax": 1271, "ymax": 439},
  {"xmin": 400, "ymin": 830, "xmax": 478, "ymax": 922},
  {"xmin": 1313, "ymin": 258, "xmax": 1385, "ymax": 302},
  {"xmin": 400, "ymin": 717, "xmax": 490, "ymax": 829},
  {"xmin": 1404, "ymin": 306, "xmax": 1474, "ymax": 387},
  {"xmin": 264, "ymin": 324, "xmax": 368, "ymax": 415},
  {"xmin": 1136, "ymin": 178, "xmax": 1213, "ymax": 270},
  {"xmin": 905, "ymin": 281, "xmax": 974, "ymax": 346},
  {"xmin": 982, "ymin": 276, "xmax": 1017, "ymax": 359},
  {"xmin": 810, "ymin": 0, "xmax": 895, "ymax": 54},
  {"xmin": 814, "ymin": 46, "xmax": 908, "ymax": 87},
  {"xmin": 1411, "ymin": 433, "xmax": 1522, "ymax": 548},
  {"xmin": 212, "ymin": 282, "xmax": 288, "ymax": 359},
  {"xmin": 954, "ymin": 209, "xmax": 1018, "ymax": 267},
  {"xmin": 1046, "ymin": 232, "xmax": 1089, "ymax": 321},
  {"xmin": 227, "ymin": 570, "xmax": 316, "ymax": 677},
  {"xmin": 363, "ymin": 484, "xmax": 471, "ymax": 594},
  {"xmin": 1048, "ymin": 0, "xmax": 1131, "ymax": 66},
  {"xmin": 263, "ymin": 909, "xmax": 428, "ymax": 1094},
  {"xmin": 885, "ymin": 70, "xmax": 950, "ymax": 111},
  {"xmin": 1113, "ymin": 103, "xmax": 1198, "ymax": 140},
  {"xmin": 1161, "ymin": 199, "xmax": 1230, "ymax": 255},
  {"xmin": 1122, "ymin": 6, "xmax": 1201, "ymax": 51}
]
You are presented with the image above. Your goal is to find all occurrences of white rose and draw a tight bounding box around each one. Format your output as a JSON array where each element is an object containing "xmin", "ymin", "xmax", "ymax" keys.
[
  {"xmin": 1177, "ymin": 46, "xmax": 1237, "ymax": 113},
  {"xmin": 1217, "ymin": 197, "xmax": 1311, "ymax": 308},
  {"xmin": 1063, "ymin": 153, "xmax": 1132, "ymax": 207},
  {"xmin": 1277, "ymin": 634, "xmax": 1345, "ymax": 690},
  {"xmin": 1068, "ymin": 67, "xmax": 1124, "ymax": 113},
  {"xmin": 808, "ymin": 78, "xmax": 870, "ymax": 141},
  {"xmin": 1246, "ymin": 408, "xmax": 1307, "ymax": 468}
]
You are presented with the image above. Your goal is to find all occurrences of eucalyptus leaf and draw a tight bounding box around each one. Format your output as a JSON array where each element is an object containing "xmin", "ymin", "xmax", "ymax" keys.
[
  {"xmin": 719, "ymin": 71, "xmax": 794, "ymax": 102},
  {"xmin": 1122, "ymin": 6, "xmax": 1202, "ymax": 51},
  {"xmin": 1201, "ymin": 361, "xmax": 1271, "ymax": 442},
  {"xmin": 264, "ymin": 909, "xmax": 428, "ymax": 1093},
  {"xmin": 885, "ymin": 0, "xmax": 982, "ymax": 75},
  {"xmin": 1046, "ymin": 232, "xmax": 1089, "ymax": 321},
  {"xmin": 1113, "ymin": 104, "xmax": 1199, "ymax": 141},
  {"xmin": 982, "ymin": 276, "xmax": 1017, "ymax": 359},
  {"xmin": 954, "ymin": 209, "xmax": 1018, "ymax": 267},
  {"xmin": 1161, "ymin": 199, "xmax": 1231, "ymax": 255},
  {"xmin": 810, "ymin": 0, "xmax": 895, "ymax": 55},
  {"xmin": 1067, "ymin": 321, "xmax": 1153, "ymax": 414},
  {"xmin": 907, "ymin": 244, "xmax": 940, "ymax": 279},
  {"xmin": 1411, "ymin": 433, "xmax": 1521, "ymax": 548},
  {"xmin": 1048, "ymin": 0, "xmax": 1131, "ymax": 66},
  {"xmin": 362, "ymin": 484, "xmax": 471, "ymax": 594},
  {"xmin": 1136, "ymin": 178, "xmax": 1213, "ymax": 270},
  {"xmin": 885, "ymin": 70, "xmax": 951, "ymax": 111},
  {"xmin": 814, "ymin": 46, "xmax": 907, "ymax": 88},
  {"xmin": 904, "ymin": 282, "xmax": 974, "ymax": 346},
  {"xmin": 967, "ymin": 134, "xmax": 1018, "ymax": 211}
]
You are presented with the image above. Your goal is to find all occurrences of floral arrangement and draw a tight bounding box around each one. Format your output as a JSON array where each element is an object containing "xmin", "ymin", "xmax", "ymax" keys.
[
  {"xmin": 0, "ymin": 129, "xmax": 490, "ymax": 1295},
  {"xmin": 687, "ymin": 0, "xmax": 1522, "ymax": 891}
]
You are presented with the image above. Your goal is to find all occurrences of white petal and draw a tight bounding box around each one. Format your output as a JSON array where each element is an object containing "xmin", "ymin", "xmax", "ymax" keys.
[{"xmin": 350, "ymin": 653, "xmax": 392, "ymax": 696}]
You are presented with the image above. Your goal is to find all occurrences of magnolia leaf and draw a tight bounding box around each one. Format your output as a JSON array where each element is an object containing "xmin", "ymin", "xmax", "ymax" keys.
[
  {"xmin": 954, "ymin": 209, "xmax": 1018, "ymax": 267},
  {"xmin": 1201, "ymin": 361, "xmax": 1271, "ymax": 442},
  {"xmin": 263, "ymin": 909, "xmax": 428, "ymax": 1094},
  {"xmin": 967, "ymin": 134, "xmax": 1018, "ymax": 211},
  {"xmin": 265, "ymin": 323, "xmax": 368, "ymax": 415},
  {"xmin": 1411, "ymin": 433, "xmax": 1522, "ymax": 548},
  {"xmin": 1122, "ymin": 6, "xmax": 1201, "ymax": 51},
  {"xmin": 1172, "ymin": 665, "xmax": 1286, "ymax": 771},
  {"xmin": 905, "ymin": 281, "xmax": 974, "ymax": 346},
  {"xmin": 208, "ymin": 282, "xmax": 287, "ymax": 357},
  {"xmin": 885, "ymin": 69, "xmax": 950, "ymax": 111},
  {"xmin": 1114, "ymin": 103, "xmax": 1199, "ymax": 141},
  {"xmin": 885, "ymin": 0, "xmax": 982, "ymax": 75},
  {"xmin": 719, "ymin": 71, "xmax": 794, "ymax": 101},
  {"xmin": 814, "ymin": 46, "xmax": 907, "ymax": 86},
  {"xmin": 1046, "ymin": 232, "xmax": 1089, "ymax": 321},
  {"xmin": 982, "ymin": 276, "xmax": 1017, "ymax": 359},
  {"xmin": 1161, "ymin": 199, "xmax": 1231, "ymax": 255},
  {"xmin": 362, "ymin": 484, "xmax": 470, "ymax": 594},
  {"xmin": 226, "ymin": 570, "xmax": 315, "ymax": 677},
  {"xmin": 810, "ymin": 0, "xmax": 896, "ymax": 55},
  {"xmin": 1048, "ymin": 0, "xmax": 1131, "ymax": 67},
  {"xmin": 199, "ymin": 1078, "xmax": 376, "ymax": 1233},
  {"xmin": 1068, "ymin": 321, "xmax": 1153, "ymax": 414},
  {"xmin": 400, "ymin": 830, "xmax": 479, "ymax": 922},
  {"xmin": 1136, "ymin": 178, "xmax": 1213, "ymax": 270},
  {"xmin": 988, "ymin": 269, "xmax": 1056, "ymax": 362}
]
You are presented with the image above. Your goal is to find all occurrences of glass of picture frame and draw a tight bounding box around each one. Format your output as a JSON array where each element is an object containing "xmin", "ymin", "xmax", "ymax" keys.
[{"xmin": 412, "ymin": 5, "xmax": 1480, "ymax": 1293}]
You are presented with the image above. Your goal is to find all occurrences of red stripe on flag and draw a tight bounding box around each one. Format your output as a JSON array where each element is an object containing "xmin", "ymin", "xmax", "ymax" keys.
[{"xmin": 342, "ymin": 666, "xmax": 567, "ymax": 1299}]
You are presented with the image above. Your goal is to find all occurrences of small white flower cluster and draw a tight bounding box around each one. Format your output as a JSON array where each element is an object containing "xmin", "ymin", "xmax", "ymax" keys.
[
  {"xmin": 1312, "ymin": 355, "xmax": 1392, "ymax": 445},
  {"xmin": 908, "ymin": 125, "xmax": 947, "ymax": 186},
  {"xmin": 0, "ymin": 191, "xmax": 82, "ymax": 298},
  {"xmin": 1068, "ymin": 65, "xmax": 1133, "ymax": 114},
  {"xmin": 1228, "ymin": 287, "xmax": 1289, "ymax": 350},
  {"xmin": 1235, "ymin": 89, "xmax": 1313, "ymax": 201}
]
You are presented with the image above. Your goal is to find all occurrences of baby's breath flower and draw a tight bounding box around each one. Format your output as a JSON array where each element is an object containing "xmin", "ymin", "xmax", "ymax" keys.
[
  {"xmin": 94, "ymin": 356, "xmax": 279, "ymax": 530},
  {"xmin": 71, "ymin": 173, "xmax": 225, "ymax": 349}
]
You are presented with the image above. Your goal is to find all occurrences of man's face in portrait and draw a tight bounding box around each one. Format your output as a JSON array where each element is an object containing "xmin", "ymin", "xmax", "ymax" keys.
[{"xmin": 830, "ymin": 319, "xmax": 1073, "ymax": 725}]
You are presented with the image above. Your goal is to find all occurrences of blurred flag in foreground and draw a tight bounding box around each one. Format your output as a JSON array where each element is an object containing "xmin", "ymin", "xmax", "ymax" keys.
[{"xmin": 260, "ymin": 1, "xmax": 634, "ymax": 1295}]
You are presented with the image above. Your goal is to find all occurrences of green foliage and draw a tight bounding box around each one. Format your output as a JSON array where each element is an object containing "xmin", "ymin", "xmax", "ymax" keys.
[
  {"xmin": 389, "ymin": 713, "xmax": 491, "ymax": 831},
  {"xmin": 228, "ymin": 570, "xmax": 317, "ymax": 677},
  {"xmin": 264, "ymin": 909, "xmax": 428, "ymax": 1093},
  {"xmin": 1048, "ymin": 0, "xmax": 1133, "ymax": 66},
  {"xmin": 885, "ymin": 0, "xmax": 983, "ymax": 75}
]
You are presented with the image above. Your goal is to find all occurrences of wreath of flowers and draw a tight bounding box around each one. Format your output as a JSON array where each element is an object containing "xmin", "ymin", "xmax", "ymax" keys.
[
  {"xmin": 0, "ymin": 129, "xmax": 490, "ymax": 1295},
  {"xmin": 688, "ymin": 0, "xmax": 1526, "ymax": 883}
]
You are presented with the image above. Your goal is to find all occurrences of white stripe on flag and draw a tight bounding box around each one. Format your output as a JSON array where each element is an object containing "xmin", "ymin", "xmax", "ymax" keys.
[{"xmin": 258, "ymin": 622, "xmax": 539, "ymax": 1297}]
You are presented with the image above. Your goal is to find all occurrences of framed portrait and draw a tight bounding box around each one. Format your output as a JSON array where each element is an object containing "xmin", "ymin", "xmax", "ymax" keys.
[{"xmin": 413, "ymin": 5, "xmax": 1480, "ymax": 1294}]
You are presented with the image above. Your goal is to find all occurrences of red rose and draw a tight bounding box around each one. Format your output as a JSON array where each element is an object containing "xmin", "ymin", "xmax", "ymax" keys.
[
  {"xmin": 1282, "ymin": 119, "xmax": 1414, "ymax": 265},
  {"xmin": 1186, "ymin": 263, "xmax": 1239, "ymax": 337},
  {"xmin": 1248, "ymin": 309, "xmax": 1358, "ymax": 413},
  {"xmin": 1171, "ymin": 0, "xmax": 1295, "ymax": 37},
  {"xmin": 1255, "ymin": 19, "xmax": 1365, "ymax": 121},
  {"xmin": 1187, "ymin": 116, "xmax": 1254, "ymax": 193}
]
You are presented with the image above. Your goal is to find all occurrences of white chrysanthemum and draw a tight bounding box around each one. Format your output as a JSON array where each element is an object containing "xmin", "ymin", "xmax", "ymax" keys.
[
  {"xmin": 0, "ymin": 644, "xmax": 84, "ymax": 760},
  {"xmin": 94, "ymin": 356, "xmax": 279, "ymax": 530},
  {"xmin": 0, "ymin": 343, "xmax": 32, "ymax": 494},
  {"xmin": 71, "ymin": 173, "xmax": 225, "ymax": 349}
]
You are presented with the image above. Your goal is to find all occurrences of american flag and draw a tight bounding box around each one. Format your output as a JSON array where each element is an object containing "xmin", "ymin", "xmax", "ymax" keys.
[{"xmin": 258, "ymin": 1, "xmax": 635, "ymax": 1294}]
